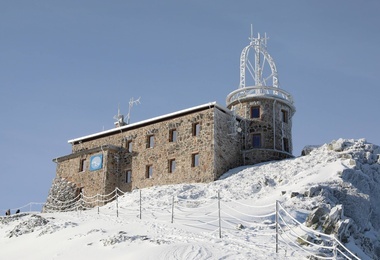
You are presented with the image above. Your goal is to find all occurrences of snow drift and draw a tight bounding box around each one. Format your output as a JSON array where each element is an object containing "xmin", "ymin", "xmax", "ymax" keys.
[{"xmin": 0, "ymin": 138, "xmax": 379, "ymax": 259}]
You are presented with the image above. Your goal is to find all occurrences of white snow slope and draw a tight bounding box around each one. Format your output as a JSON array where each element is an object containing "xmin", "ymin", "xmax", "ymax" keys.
[{"xmin": 1, "ymin": 138, "xmax": 379, "ymax": 259}]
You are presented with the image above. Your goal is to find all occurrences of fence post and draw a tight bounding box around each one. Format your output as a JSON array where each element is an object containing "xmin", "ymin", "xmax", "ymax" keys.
[
  {"xmin": 171, "ymin": 196, "xmax": 174, "ymax": 224},
  {"xmin": 333, "ymin": 240, "xmax": 337, "ymax": 259},
  {"xmin": 139, "ymin": 189, "xmax": 142, "ymax": 220},
  {"xmin": 116, "ymin": 189, "xmax": 119, "ymax": 218},
  {"xmin": 218, "ymin": 191, "xmax": 221, "ymax": 239},
  {"xmin": 97, "ymin": 194, "xmax": 100, "ymax": 215},
  {"xmin": 275, "ymin": 200, "xmax": 279, "ymax": 254}
]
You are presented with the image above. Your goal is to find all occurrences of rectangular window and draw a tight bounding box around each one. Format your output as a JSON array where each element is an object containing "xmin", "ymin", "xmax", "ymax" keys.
[
  {"xmin": 191, "ymin": 153, "xmax": 200, "ymax": 167},
  {"xmin": 252, "ymin": 134, "xmax": 261, "ymax": 148},
  {"xmin": 169, "ymin": 129, "xmax": 177, "ymax": 142},
  {"xmin": 168, "ymin": 159, "xmax": 176, "ymax": 173},
  {"xmin": 251, "ymin": 106, "xmax": 260, "ymax": 119},
  {"xmin": 283, "ymin": 138, "xmax": 290, "ymax": 153},
  {"xmin": 147, "ymin": 135, "xmax": 154, "ymax": 148},
  {"xmin": 79, "ymin": 159, "xmax": 86, "ymax": 172},
  {"xmin": 281, "ymin": 109, "xmax": 288, "ymax": 123},
  {"xmin": 192, "ymin": 123, "xmax": 200, "ymax": 136},
  {"xmin": 146, "ymin": 165, "xmax": 153, "ymax": 179},
  {"xmin": 126, "ymin": 140, "xmax": 133, "ymax": 153},
  {"xmin": 126, "ymin": 170, "xmax": 132, "ymax": 183}
]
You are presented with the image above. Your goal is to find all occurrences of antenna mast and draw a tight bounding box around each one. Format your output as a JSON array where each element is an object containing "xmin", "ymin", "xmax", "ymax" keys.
[{"xmin": 126, "ymin": 97, "xmax": 141, "ymax": 124}]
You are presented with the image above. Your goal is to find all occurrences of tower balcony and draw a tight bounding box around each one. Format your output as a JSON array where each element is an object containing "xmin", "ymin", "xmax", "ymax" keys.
[{"xmin": 226, "ymin": 85, "xmax": 295, "ymax": 111}]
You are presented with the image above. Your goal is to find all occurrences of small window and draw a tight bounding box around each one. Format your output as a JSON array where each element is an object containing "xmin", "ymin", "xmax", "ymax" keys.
[
  {"xmin": 169, "ymin": 129, "xmax": 177, "ymax": 142},
  {"xmin": 252, "ymin": 134, "xmax": 261, "ymax": 148},
  {"xmin": 126, "ymin": 170, "xmax": 132, "ymax": 183},
  {"xmin": 283, "ymin": 138, "xmax": 290, "ymax": 153},
  {"xmin": 147, "ymin": 135, "xmax": 154, "ymax": 148},
  {"xmin": 192, "ymin": 123, "xmax": 200, "ymax": 136},
  {"xmin": 251, "ymin": 106, "xmax": 260, "ymax": 119},
  {"xmin": 146, "ymin": 165, "xmax": 153, "ymax": 179},
  {"xmin": 79, "ymin": 159, "xmax": 86, "ymax": 172},
  {"xmin": 126, "ymin": 140, "xmax": 132, "ymax": 153},
  {"xmin": 191, "ymin": 153, "xmax": 199, "ymax": 167},
  {"xmin": 281, "ymin": 109, "xmax": 288, "ymax": 123},
  {"xmin": 168, "ymin": 159, "xmax": 176, "ymax": 173}
]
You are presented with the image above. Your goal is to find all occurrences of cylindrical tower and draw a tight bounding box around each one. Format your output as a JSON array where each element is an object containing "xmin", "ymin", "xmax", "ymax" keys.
[{"xmin": 226, "ymin": 30, "xmax": 295, "ymax": 165}]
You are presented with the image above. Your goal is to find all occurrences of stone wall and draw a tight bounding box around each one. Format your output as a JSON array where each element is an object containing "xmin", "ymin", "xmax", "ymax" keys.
[
  {"xmin": 54, "ymin": 106, "xmax": 224, "ymax": 199},
  {"xmin": 43, "ymin": 177, "xmax": 79, "ymax": 212},
  {"xmin": 228, "ymin": 96, "xmax": 294, "ymax": 164},
  {"xmin": 213, "ymin": 108, "xmax": 242, "ymax": 179}
]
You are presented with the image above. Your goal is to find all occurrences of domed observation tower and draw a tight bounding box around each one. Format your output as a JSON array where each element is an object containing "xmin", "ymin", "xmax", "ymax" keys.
[{"xmin": 226, "ymin": 29, "xmax": 296, "ymax": 165}]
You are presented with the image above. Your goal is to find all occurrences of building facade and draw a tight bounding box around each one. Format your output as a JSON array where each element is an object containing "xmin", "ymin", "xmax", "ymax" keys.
[{"xmin": 44, "ymin": 32, "xmax": 295, "ymax": 210}]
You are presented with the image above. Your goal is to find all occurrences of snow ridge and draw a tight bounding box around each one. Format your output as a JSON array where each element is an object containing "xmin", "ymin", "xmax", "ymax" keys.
[{"xmin": 0, "ymin": 138, "xmax": 379, "ymax": 259}]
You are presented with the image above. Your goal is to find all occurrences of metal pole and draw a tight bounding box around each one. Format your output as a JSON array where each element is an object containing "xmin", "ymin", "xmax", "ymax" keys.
[
  {"xmin": 139, "ymin": 189, "xmax": 142, "ymax": 220},
  {"xmin": 116, "ymin": 190, "xmax": 119, "ymax": 218},
  {"xmin": 97, "ymin": 194, "xmax": 100, "ymax": 215},
  {"xmin": 171, "ymin": 196, "xmax": 174, "ymax": 224},
  {"xmin": 218, "ymin": 191, "xmax": 221, "ymax": 239},
  {"xmin": 333, "ymin": 240, "xmax": 337, "ymax": 259},
  {"xmin": 276, "ymin": 200, "xmax": 279, "ymax": 254}
]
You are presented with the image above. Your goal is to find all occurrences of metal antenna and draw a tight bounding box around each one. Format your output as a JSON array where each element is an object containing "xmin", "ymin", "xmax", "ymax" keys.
[
  {"xmin": 126, "ymin": 97, "xmax": 141, "ymax": 124},
  {"xmin": 113, "ymin": 103, "xmax": 126, "ymax": 127},
  {"xmin": 250, "ymin": 24, "xmax": 254, "ymax": 43}
]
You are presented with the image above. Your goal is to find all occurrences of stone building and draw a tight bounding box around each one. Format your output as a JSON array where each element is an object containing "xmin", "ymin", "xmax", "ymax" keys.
[{"xmin": 44, "ymin": 31, "xmax": 295, "ymax": 209}]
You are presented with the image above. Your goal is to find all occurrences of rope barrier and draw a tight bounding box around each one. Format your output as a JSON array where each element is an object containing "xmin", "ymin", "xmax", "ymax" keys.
[
  {"xmin": 3, "ymin": 186, "xmax": 359, "ymax": 260},
  {"xmin": 221, "ymin": 202, "xmax": 276, "ymax": 218},
  {"xmin": 278, "ymin": 212, "xmax": 335, "ymax": 250},
  {"xmin": 278, "ymin": 225, "xmax": 334, "ymax": 260},
  {"xmin": 223, "ymin": 198, "xmax": 276, "ymax": 208}
]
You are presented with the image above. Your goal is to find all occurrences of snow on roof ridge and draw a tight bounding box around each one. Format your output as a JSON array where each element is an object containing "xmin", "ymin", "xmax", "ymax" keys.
[{"xmin": 68, "ymin": 101, "xmax": 228, "ymax": 144}]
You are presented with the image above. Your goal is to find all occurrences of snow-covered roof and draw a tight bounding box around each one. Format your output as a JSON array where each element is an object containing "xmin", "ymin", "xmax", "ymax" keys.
[{"xmin": 68, "ymin": 102, "xmax": 231, "ymax": 144}]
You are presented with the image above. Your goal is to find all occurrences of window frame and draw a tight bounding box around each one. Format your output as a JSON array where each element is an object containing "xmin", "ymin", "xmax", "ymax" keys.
[
  {"xmin": 169, "ymin": 129, "xmax": 177, "ymax": 142},
  {"xmin": 250, "ymin": 106, "xmax": 261, "ymax": 119},
  {"xmin": 126, "ymin": 170, "xmax": 132, "ymax": 183},
  {"xmin": 192, "ymin": 122, "xmax": 200, "ymax": 137},
  {"xmin": 126, "ymin": 140, "xmax": 133, "ymax": 153},
  {"xmin": 146, "ymin": 165, "xmax": 153, "ymax": 179},
  {"xmin": 283, "ymin": 137, "xmax": 290, "ymax": 153},
  {"xmin": 79, "ymin": 158, "xmax": 86, "ymax": 172},
  {"xmin": 168, "ymin": 159, "xmax": 176, "ymax": 173},
  {"xmin": 252, "ymin": 133, "xmax": 262, "ymax": 148},
  {"xmin": 281, "ymin": 109, "xmax": 289, "ymax": 124},
  {"xmin": 147, "ymin": 135, "xmax": 154, "ymax": 148},
  {"xmin": 191, "ymin": 153, "xmax": 200, "ymax": 167}
]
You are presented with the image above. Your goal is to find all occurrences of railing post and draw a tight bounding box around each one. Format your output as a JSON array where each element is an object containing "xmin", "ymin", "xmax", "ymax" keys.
[
  {"xmin": 139, "ymin": 189, "xmax": 142, "ymax": 220},
  {"xmin": 276, "ymin": 200, "xmax": 279, "ymax": 254},
  {"xmin": 116, "ymin": 189, "xmax": 119, "ymax": 218},
  {"xmin": 171, "ymin": 196, "xmax": 174, "ymax": 224},
  {"xmin": 97, "ymin": 194, "xmax": 100, "ymax": 215},
  {"xmin": 333, "ymin": 240, "xmax": 337, "ymax": 259},
  {"xmin": 218, "ymin": 191, "xmax": 221, "ymax": 239}
]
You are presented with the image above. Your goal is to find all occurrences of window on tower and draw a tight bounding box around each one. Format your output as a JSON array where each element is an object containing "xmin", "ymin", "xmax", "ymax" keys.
[
  {"xmin": 283, "ymin": 138, "xmax": 290, "ymax": 153},
  {"xmin": 252, "ymin": 134, "xmax": 261, "ymax": 148},
  {"xmin": 281, "ymin": 109, "xmax": 289, "ymax": 123},
  {"xmin": 251, "ymin": 106, "xmax": 260, "ymax": 119}
]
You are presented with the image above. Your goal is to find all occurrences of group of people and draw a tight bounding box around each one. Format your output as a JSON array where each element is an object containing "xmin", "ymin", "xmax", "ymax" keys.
[{"xmin": 4, "ymin": 209, "xmax": 20, "ymax": 216}]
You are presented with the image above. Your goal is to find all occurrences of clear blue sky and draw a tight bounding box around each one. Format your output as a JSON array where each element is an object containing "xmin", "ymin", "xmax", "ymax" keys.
[{"xmin": 1, "ymin": 1, "xmax": 379, "ymax": 210}]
